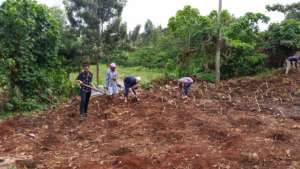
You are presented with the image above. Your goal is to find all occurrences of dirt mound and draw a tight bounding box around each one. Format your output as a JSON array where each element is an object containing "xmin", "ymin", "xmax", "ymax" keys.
[{"xmin": 1, "ymin": 72, "xmax": 300, "ymax": 169}]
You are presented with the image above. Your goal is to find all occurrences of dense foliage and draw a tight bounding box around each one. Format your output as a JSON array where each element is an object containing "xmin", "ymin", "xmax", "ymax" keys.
[
  {"xmin": 265, "ymin": 2, "xmax": 300, "ymax": 67},
  {"xmin": 124, "ymin": 6, "xmax": 271, "ymax": 79},
  {"xmin": 122, "ymin": 4, "xmax": 300, "ymax": 79},
  {"xmin": 0, "ymin": 0, "xmax": 72, "ymax": 112}
]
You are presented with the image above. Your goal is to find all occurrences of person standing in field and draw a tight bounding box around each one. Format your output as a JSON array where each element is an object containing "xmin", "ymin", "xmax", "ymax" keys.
[
  {"xmin": 285, "ymin": 55, "xmax": 300, "ymax": 75},
  {"xmin": 177, "ymin": 77, "xmax": 194, "ymax": 99},
  {"xmin": 123, "ymin": 76, "xmax": 141, "ymax": 103},
  {"xmin": 76, "ymin": 63, "xmax": 93, "ymax": 119},
  {"xmin": 105, "ymin": 63, "xmax": 119, "ymax": 97}
]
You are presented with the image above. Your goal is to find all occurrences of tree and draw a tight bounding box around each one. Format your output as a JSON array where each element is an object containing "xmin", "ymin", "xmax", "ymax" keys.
[
  {"xmin": 263, "ymin": 19, "xmax": 300, "ymax": 67},
  {"xmin": 144, "ymin": 19, "xmax": 154, "ymax": 35},
  {"xmin": 64, "ymin": 0, "xmax": 127, "ymax": 85},
  {"xmin": 102, "ymin": 17, "xmax": 129, "ymax": 63},
  {"xmin": 0, "ymin": 0, "xmax": 69, "ymax": 111},
  {"xmin": 48, "ymin": 7, "xmax": 82, "ymax": 75},
  {"xmin": 167, "ymin": 6, "xmax": 212, "ymax": 75},
  {"xmin": 221, "ymin": 12, "xmax": 270, "ymax": 78},
  {"xmin": 141, "ymin": 19, "xmax": 156, "ymax": 45},
  {"xmin": 168, "ymin": 6, "xmax": 210, "ymax": 50},
  {"xmin": 265, "ymin": 2, "xmax": 300, "ymax": 67},
  {"xmin": 215, "ymin": 0, "xmax": 222, "ymax": 83},
  {"xmin": 267, "ymin": 2, "xmax": 300, "ymax": 21},
  {"xmin": 129, "ymin": 24, "xmax": 141, "ymax": 43}
]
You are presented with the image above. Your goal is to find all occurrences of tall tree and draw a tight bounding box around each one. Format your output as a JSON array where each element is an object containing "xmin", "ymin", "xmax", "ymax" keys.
[
  {"xmin": 167, "ymin": 5, "xmax": 211, "ymax": 74},
  {"xmin": 129, "ymin": 24, "xmax": 141, "ymax": 43},
  {"xmin": 215, "ymin": 0, "xmax": 222, "ymax": 83},
  {"xmin": 144, "ymin": 19, "xmax": 154, "ymax": 36},
  {"xmin": 221, "ymin": 12, "xmax": 270, "ymax": 78},
  {"xmin": 103, "ymin": 17, "xmax": 128, "ymax": 63},
  {"xmin": 140, "ymin": 19, "xmax": 154, "ymax": 45},
  {"xmin": 64, "ymin": 0, "xmax": 127, "ymax": 85},
  {"xmin": 264, "ymin": 20, "xmax": 300, "ymax": 67}
]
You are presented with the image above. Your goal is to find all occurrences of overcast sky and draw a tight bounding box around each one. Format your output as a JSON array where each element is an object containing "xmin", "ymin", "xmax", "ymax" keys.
[{"xmin": 0, "ymin": 0, "xmax": 298, "ymax": 30}]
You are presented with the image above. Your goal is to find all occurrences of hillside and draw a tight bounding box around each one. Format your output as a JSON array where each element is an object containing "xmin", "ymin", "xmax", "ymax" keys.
[{"xmin": 1, "ymin": 71, "xmax": 300, "ymax": 169}]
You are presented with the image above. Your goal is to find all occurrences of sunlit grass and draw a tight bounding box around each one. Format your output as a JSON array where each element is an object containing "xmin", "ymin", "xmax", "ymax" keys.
[{"xmin": 70, "ymin": 64, "xmax": 163, "ymax": 86}]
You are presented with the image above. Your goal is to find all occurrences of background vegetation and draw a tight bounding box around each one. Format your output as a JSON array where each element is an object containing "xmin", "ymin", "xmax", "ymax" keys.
[{"xmin": 1, "ymin": 0, "xmax": 300, "ymax": 113}]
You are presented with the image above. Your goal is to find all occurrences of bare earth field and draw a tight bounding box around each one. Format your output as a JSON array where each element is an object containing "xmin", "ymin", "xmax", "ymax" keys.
[{"xmin": 1, "ymin": 72, "xmax": 300, "ymax": 169}]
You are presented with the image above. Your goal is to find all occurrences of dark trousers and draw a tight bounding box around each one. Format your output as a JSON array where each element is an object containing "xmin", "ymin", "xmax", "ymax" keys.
[
  {"xmin": 183, "ymin": 83, "xmax": 192, "ymax": 96},
  {"xmin": 124, "ymin": 83, "xmax": 136, "ymax": 97},
  {"xmin": 80, "ymin": 91, "xmax": 91, "ymax": 115},
  {"xmin": 124, "ymin": 85, "xmax": 130, "ymax": 97}
]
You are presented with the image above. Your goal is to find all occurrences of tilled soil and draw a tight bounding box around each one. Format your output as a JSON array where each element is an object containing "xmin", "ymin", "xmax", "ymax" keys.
[{"xmin": 1, "ymin": 71, "xmax": 300, "ymax": 169}]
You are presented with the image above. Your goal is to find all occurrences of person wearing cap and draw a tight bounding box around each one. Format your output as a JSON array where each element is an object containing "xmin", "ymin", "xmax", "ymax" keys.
[
  {"xmin": 123, "ymin": 76, "xmax": 141, "ymax": 103},
  {"xmin": 177, "ymin": 77, "xmax": 194, "ymax": 99},
  {"xmin": 285, "ymin": 55, "xmax": 300, "ymax": 75},
  {"xmin": 105, "ymin": 63, "xmax": 119, "ymax": 96},
  {"xmin": 76, "ymin": 62, "xmax": 93, "ymax": 119}
]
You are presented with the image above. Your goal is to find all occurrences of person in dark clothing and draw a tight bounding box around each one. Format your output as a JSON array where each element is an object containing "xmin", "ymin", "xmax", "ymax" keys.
[
  {"xmin": 123, "ymin": 76, "xmax": 141, "ymax": 103},
  {"xmin": 286, "ymin": 56, "xmax": 300, "ymax": 75},
  {"xmin": 76, "ymin": 63, "xmax": 93, "ymax": 119},
  {"xmin": 177, "ymin": 77, "xmax": 194, "ymax": 99}
]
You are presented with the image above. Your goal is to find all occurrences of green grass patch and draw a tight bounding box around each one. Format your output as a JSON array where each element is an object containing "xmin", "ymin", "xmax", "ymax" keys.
[
  {"xmin": 197, "ymin": 72, "xmax": 215, "ymax": 83},
  {"xmin": 70, "ymin": 64, "xmax": 163, "ymax": 86}
]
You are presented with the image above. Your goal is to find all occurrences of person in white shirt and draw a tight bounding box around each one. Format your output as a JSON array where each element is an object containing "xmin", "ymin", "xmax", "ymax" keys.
[{"xmin": 105, "ymin": 63, "xmax": 119, "ymax": 96}]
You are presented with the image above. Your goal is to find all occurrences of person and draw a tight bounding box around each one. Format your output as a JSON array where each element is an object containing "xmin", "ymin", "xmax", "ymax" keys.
[
  {"xmin": 76, "ymin": 63, "xmax": 93, "ymax": 119},
  {"xmin": 177, "ymin": 77, "xmax": 194, "ymax": 99},
  {"xmin": 105, "ymin": 63, "xmax": 119, "ymax": 97},
  {"xmin": 123, "ymin": 76, "xmax": 141, "ymax": 103},
  {"xmin": 286, "ymin": 55, "xmax": 300, "ymax": 75}
]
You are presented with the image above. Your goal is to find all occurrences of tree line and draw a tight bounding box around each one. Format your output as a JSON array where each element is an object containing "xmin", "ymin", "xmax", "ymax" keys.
[{"xmin": 1, "ymin": 0, "xmax": 300, "ymax": 112}]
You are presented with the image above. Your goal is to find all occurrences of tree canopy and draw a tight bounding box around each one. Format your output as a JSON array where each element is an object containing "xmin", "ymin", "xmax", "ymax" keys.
[{"xmin": 0, "ymin": 0, "xmax": 70, "ymax": 111}]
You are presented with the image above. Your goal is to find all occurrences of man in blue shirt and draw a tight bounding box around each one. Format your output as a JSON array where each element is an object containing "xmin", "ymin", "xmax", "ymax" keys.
[
  {"xmin": 123, "ymin": 76, "xmax": 141, "ymax": 103},
  {"xmin": 76, "ymin": 63, "xmax": 93, "ymax": 119}
]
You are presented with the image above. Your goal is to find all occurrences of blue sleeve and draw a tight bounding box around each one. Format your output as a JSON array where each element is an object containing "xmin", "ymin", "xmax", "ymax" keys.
[{"xmin": 77, "ymin": 73, "xmax": 82, "ymax": 81}]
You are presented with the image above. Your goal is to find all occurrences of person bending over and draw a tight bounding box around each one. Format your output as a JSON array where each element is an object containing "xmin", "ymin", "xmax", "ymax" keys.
[
  {"xmin": 123, "ymin": 76, "xmax": 141, "ymax": 103},
  {"xmin": 177, "ymin": 77, "xmax": 194, "ymax": 99},
  {"xmin": 286, "ymin": 55, "xmax": 300, "ymax": 75}
]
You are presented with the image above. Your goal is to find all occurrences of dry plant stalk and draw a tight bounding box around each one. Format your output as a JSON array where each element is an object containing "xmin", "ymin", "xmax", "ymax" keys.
[
  {"xmin": 96, "ymin": 100, "xmax": 101, "ymax": 113},
  {"xmin": 255, "ymin": 96, "xmax": 262, "ymax": 112},
  {"xmin": 228, "ymin": 94, "xmax": 232, "ymax": 102},
  {"xmin": 265, "ymin": 81, "xmax": 269, "ymax": 89}
]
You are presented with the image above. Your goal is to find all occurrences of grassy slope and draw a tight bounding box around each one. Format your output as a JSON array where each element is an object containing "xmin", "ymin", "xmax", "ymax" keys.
[{"xmin": 70, "ymin": 64, "xmax": 163, "ymax": 86}]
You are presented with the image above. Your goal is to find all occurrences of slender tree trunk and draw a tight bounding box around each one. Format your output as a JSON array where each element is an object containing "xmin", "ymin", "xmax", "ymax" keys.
[
  {"xmin": 215, "ymin": 0, "xmax": 222, "ymax": 83},
  {"xmin": 95, "ymin": 22, "xmax": 104, "ymax": 87},
  {"xmin": 188, "ymin": 30, "xmax": 191, "ymax": 50},
  {"xmin": 96, "ymin": 57, "xmax": 100, "ymax": 86}
]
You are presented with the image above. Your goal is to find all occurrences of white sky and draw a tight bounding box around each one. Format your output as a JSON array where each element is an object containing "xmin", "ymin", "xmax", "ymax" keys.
[{"xmin": 0, "ymin": 0, "xmax": 298, "ymax": 30}]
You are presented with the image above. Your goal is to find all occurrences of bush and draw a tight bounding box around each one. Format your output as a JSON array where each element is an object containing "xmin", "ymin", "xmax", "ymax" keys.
[
  {"xmin": 0, "ymin": 0, "xmax": 75, "ymax": 112},
  {"xmin": 221, "ymin": 53, "xmax": 267, "ymax": 79},
  {"xmin": 126, "ymin": 47, "xmax": 166, "ymax": 68},
  {"xmin": 6, "ymin": 97, "xmax": 45, "ymax": 112}
]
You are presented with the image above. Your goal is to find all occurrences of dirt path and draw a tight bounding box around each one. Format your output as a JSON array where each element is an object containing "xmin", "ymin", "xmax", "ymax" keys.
[{"xmin": 1, "ymin": 72, "xmax": 300, "ymax": 169}]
